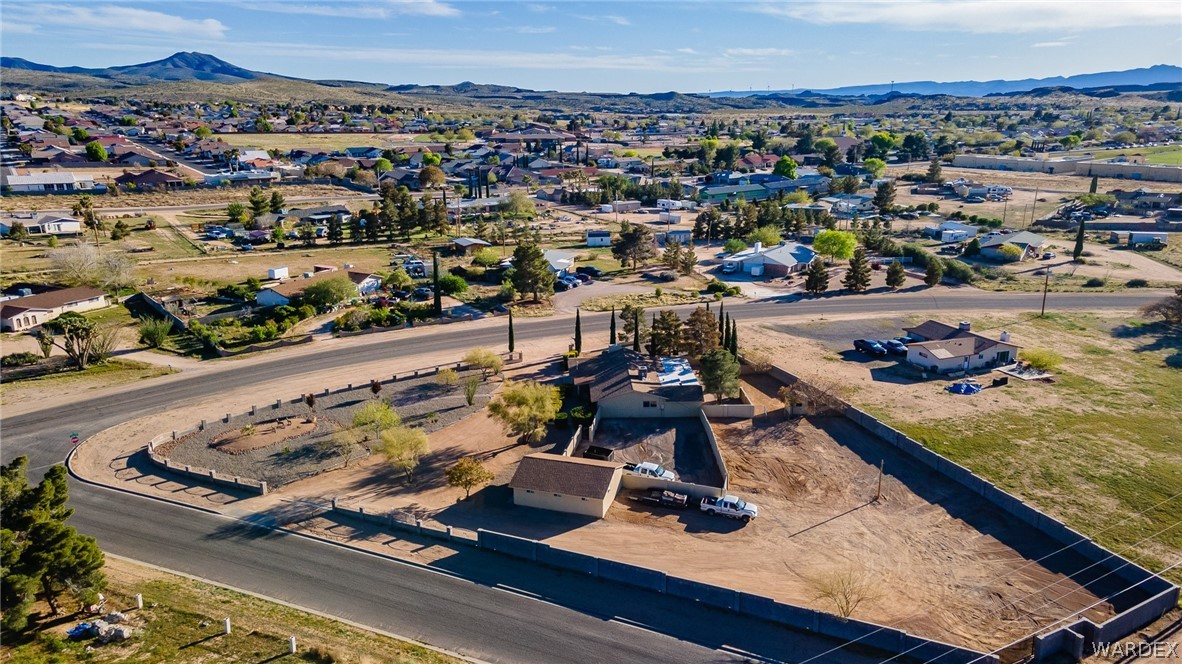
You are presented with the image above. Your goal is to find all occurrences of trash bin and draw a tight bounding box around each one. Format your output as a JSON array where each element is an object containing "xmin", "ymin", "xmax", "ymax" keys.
[{"xmin": 992, "ymin": 376, "xmax": 1009, "ymax": 387}]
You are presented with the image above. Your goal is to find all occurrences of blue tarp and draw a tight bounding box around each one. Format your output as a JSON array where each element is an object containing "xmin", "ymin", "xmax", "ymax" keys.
[{"xmin": 946, "ymin": 381, "xmax": 982, "ymax": 395}]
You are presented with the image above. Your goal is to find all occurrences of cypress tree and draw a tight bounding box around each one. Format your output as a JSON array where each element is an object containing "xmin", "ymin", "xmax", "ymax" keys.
[
  {"xmin": 729, "ymin": 318, "xmax": 739, "ymax": 356},
  {"xmin": 432, "ymin": 251, "xmax": 442, "ymax": 314},
  {"xmin": 609, "ymin": 306, "xmax": 617, "ymax": 345},
  {"xmin": 508, "ymin": 309, "xmax": 515, "ymax": 353},
  {"xmin": 1073, "ymin": 219, "xmax": 1086, "ymax": 261},
  {"xmin": 574, "ymin": 308, "xmax": 583, "ymax": 354},
  {"xmin": 1089, "ymin": 175, "xmax": 1098, "ymax": 194},
  {"xmin": 717, "ymin": 302, "xmax": 725, "ymax": 338},
  {"xmin": 632, "ymin": 308, "xmax": 641, "ymax": 352}
]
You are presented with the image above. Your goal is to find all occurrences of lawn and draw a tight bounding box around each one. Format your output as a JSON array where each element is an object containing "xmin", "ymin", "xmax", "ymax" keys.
[
  {"xmin": 861, "ymin": 312, "xmax": 1182, "ymax": 580},
  {"xmin": 0, "ymin": 556, "xmax": 459, "ymax": 664},
  {"xmin": 1063, "ymin": 144, "xmax": 1182, "ymax": 166}
]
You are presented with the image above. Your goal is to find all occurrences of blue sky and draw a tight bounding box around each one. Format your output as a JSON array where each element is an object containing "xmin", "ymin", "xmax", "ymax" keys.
[{"xmin": 2, "ymin": 1, "xmax": 1180, "ymax": 93}]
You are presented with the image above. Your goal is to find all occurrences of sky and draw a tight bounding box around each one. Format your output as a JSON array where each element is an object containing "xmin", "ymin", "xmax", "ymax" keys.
[{"xmin": 2, "ymin": 0, "xmax": 1180, "ymax": 93}]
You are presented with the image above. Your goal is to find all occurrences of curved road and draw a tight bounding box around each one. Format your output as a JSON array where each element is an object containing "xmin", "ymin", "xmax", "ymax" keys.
[{"xmin": 1, "ymin": 290, "xmax": 1158, "ymax": 663}]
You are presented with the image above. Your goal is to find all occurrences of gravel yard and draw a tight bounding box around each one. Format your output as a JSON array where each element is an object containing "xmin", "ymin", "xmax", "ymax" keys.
[
  {"xmin": 158, "ymin": 370, "xmax": 498, "ymax": 486},
  {"xmin": 585, "ymin": 417, "xmax": 724, "ymax": 486}
]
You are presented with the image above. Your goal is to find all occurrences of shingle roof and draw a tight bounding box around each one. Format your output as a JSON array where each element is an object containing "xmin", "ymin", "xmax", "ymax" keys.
[
  {"xmin": 903, "ymin": 319, "xmax": 1018, "ymax": 358},
  {"xmin": 980, "ymin": 230, "xmax": 1046, "ymax": 249},
  {"xmin": 571, "ymin": 348, "xmax": 704, "ymax": 404},
  {"xmin": 509, "ymin": 453, "xmax": 621, "ymax": 499},
  {"xmin": 1, "ymin": 287, "xmax": 106, "ymax": 317},
  {"xmin": 261, "ymin": 270, "xmax": 374, "ymax": 298}
]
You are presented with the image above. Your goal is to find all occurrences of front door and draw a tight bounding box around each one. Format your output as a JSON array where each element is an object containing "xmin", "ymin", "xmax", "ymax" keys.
[{"xmin": 997, "ymin": 351, "xmax": 1011, "ymax": 364}]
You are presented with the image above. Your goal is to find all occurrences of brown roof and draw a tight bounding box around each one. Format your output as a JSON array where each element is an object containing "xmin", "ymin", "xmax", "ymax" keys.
[
  {"xmin": 262, "ymin": 270, "xmax": 375, "ymax": 298},
  {"xmin": 509, "ymin": 453, "xmax": 621, "ymax": 499},
  {"xmin": 0, "ymin": 287, "xmax": 106, "ymax": 317},
  {"xmin": 903, "ymin": 319, "xmax": 1018, "ymax": 358},
  {"xmin": 570, "ymin": 347, "xmax": 703, "ymax": 404}
]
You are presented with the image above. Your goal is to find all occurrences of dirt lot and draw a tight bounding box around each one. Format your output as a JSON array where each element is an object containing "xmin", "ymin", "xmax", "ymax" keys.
[
  {"xmin": 1, "ymin": 183, "xmax": 365, "ymax": 212},
  {"xmin": 583, "ymin": 417, "xmax": 723, "ymax": 486},
  {"xmin": 886, "ymin": 164, "xmax": 1156, "ymax": 196},
  {"xmin": 1009, "ymin": 238, "xmax": 1182, "ymax": 284}
]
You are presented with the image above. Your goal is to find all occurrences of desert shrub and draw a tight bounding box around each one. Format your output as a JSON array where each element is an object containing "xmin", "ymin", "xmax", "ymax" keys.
[
  {"xmin": 1021, "ymin": 348, "xmax": 1064, "ymax": 371},
  {"xmin": 333, "ymin": 308, "xmax": 370, "ymax": 332},
  {"xmin": 570, "ymin": 405, "xmax": 594, "ymax": 422},
  {"xmin": 940, "ymin": 259, "xmax": 976, "ymax": 284},
  {"xmin": 471, "ymin": 247, "xmax": 501, "ymax": 267},
  {"xmin": 657, "ymin": 271, "xmax": 678, "ymax": 282},
  {"xmin": 248, "ymin": 320, "xmax": 280, "ymax": 342},
  {"xmin": 997, "ymin": 244, "xmax": 1024, "ymax": 262},
  {"xmin": 706, "ymin": 280, "xmax": 729, "ymax": 293},
  {"xmin": 138, "ymin": 317, "xmax": 173, "ymax": 348},
  {"xmin": 1, "ymin": 352, "xmax": 40, "ymax": 368},
  {"xmin": 1126, "ymin": 278, "xmax": 1149, "ymax": 288},
  {"xmin": 1084, "ymin": 277, "xmax": 1106, "ymax": 288},
  {"xmin": 437, "ymin": 367, "xmax": 458, "ymax": 385}
]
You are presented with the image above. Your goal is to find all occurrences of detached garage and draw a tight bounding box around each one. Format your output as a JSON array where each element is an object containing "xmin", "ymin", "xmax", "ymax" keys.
[{"xmin": 509, "ymin": 453, "xmax": 623, "ymax": 518}]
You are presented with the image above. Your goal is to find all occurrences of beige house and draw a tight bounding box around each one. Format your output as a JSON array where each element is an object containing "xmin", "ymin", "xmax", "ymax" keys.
[
  {"xmin": 509, "ymin": 453, "xmax": 623, "ymax": 518},
  {"xmin": 0, "ymin": 287, "xmax": 109, "ymax": 332},
  {"xmin": 570, "ymin": 347, "xmax": 704, "ymax": 418},
  {"xmin": 903, "ymin": 320, "xmax": 1018, "ymax": 374}
]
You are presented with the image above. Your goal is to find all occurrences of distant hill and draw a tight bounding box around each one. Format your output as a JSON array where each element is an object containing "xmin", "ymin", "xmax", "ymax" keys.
[
  {"xmin": 0, "ymin": 52, "xmax": 267, "ymax": 83},
  {"xmin": 706, "ymin": 65, "xmax": 1182, "ymax": 98}
]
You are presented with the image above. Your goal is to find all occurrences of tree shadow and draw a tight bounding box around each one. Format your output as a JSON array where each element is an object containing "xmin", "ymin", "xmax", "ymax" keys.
[
  {"xmin": 203, "ymin": 501, "xmax": 328, "ymax": 541},
  {"xmin": 1111, "ymin": 321, "xmax": 1182, "ymax": 367}
]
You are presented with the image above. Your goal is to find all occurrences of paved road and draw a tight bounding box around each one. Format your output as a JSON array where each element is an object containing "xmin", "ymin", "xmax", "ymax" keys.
[{"xmin": 0, "ymin": 289, "xmax": 1159, "ymax": 662}]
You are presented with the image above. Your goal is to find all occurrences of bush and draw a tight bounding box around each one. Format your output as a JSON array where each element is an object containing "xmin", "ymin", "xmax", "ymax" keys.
[
  {"xmin": 1021, "ymin": 348, "xmax": 1063, "ymax": 371},
  {"xmin": 333, "ymin": 308, "xmax": 370, "ymax": 332},
  {"xmin": 554, "ymin": 411, "xmax": 569, "ymax": 428},
  {"xmin": 471, "ymin": 247, "xmax": 501, "ymax": 267},
  {"xmin": 138, "ymin": 317, "xmax": 173, "ymax": 348},
  {"xmin": 940, "ymin": 259, "xmax": 976, "ymax": 284},
  {"xmin": 1126, "ymin": 278, "xmax": 1149, "ymax": 288},
  {"xmin": 570, "ymin": 405, "xmax": 594, "ymax": 423},
  {"xmin": 497, "ymin": 281, "xmax": 517, "ymax": 301},
  {"xmin": 1084, "ymin": 277, "xmax": 1106, "ymax": 288},
  {"xmin": 706, "ymin": 280, "xmax": 729, "ymax": 293},
  {"xmin": 437, "ymin": 274, "xmax": 469, "ymax": 295},
  {"xmin": 1, "ymin": 352, "xmax": 40, "ymax": 368},
  {"xmin": 437, "ymin": 367, "xmax": 458, "ymax": 385},
  {"xmin": 657, "ymin": 271, "xmax": 678, "ymax": 282},
  {"xmin": 723, "ymin": 238, "xmax": 746, "ymax": 255}
]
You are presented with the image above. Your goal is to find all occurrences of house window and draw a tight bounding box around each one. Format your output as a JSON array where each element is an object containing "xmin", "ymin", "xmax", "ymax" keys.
[
  {"xmin": 642, "ymin": 401, "xmax": 657, "ymax": 408},
  {"xmin": 525, "ymin": 489, "xmax": 534, "ymax": 494}
]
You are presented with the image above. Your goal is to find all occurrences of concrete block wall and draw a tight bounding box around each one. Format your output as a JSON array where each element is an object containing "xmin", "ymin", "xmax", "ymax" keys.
[
  {"xmin": 619, "ymin": 474, "xmax": 723, "ymax": 498},
  {"xmin": 598, "ymin": 558, "xmax": 666, "ymax": 593},
  {"xmin": 536, "ymin": 543, "xmax": 599, "ymax": 576},
  {"xmin": 698, "ymin": 409, "xmax": 729, "ymax": 490}
]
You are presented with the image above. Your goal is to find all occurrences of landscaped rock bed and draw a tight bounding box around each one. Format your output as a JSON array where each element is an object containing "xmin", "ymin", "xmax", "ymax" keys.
[{"xmin": 157, "ymin": 370, "xmax": 498, "ymax": 487}]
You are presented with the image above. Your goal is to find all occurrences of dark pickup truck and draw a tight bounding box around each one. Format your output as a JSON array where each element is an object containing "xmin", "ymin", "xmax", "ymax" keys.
[{"xmin": 632, "ymin": 489, "xmax": 690, "ymax": 510}]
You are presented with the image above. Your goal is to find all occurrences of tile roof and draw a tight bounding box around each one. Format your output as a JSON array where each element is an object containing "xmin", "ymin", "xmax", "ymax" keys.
[{"xmin": 509, "ymin": 453, "xmax": 621, "ymax": 499}]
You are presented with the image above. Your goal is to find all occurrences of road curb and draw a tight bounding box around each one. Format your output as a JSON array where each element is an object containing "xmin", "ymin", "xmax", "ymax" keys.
[{"xmin": 65, "ymin": 439, "xmax": 223, "ymax": 517}]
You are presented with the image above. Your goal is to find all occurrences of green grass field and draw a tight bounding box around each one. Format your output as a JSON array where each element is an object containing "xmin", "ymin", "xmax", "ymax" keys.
[
  {"xmin": 863, "ymin": 312, "xmax": 1182, "ymax": 580},
  {"xmin": 1064, "ymin": 144, "xmax": 1182, "ymax": 165}
]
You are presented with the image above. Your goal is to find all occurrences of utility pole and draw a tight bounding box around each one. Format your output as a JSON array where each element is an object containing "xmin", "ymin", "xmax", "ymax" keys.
[
  {"xmin": 1030, "ymin": 185, "xmax": 1040, "ymax": 227},
  {"xmin": 874, "ymin": 460, "xmax": 884, "ymax": 502},
  {"xmin": 1040, "ymin": 268, "xmax": 1053, "ymax": 317}
]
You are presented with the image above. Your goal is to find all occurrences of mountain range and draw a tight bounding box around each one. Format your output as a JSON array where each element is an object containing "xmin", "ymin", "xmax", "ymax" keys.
[
  {"xmin": 2, "ymin": 52, "xmax": 1179, "ymax": 112},
  {"xmin": 705, "ymin": 64, "xmax": 1182, "ymax": 98}
]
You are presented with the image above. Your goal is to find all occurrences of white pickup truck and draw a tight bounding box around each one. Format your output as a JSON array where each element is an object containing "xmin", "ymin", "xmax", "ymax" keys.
[
  {"xmin": 700, "ymin": 495, "xmax": 759, "ymax": 522},
  {"xmin": 628, "ymin": 462, "xmax": 677, "ymax": 481}
]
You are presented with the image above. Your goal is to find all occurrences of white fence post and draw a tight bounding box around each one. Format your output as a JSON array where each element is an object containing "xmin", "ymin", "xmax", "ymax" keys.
[{"xmin": 223, "ymin": 617, "xmax": 231, "ymax": 635}]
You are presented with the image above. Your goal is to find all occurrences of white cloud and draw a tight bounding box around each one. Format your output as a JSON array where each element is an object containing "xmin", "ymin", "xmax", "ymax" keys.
[
  {"xmin": 22, "ymin": 6, "xmax": 228, "ymax": 38},
  {"xmin": 604, "ymin": 15, "xmax": 631, "ymax": 26},
  {"xmin": 513, "ymin": 26, "xmax": 556, "ymax": 34},
  {"xmin": 577, "ymin": 14, "xmax": 631, "ymax": 26},
  {"xmin": 241, "ymin": 0, "xmax": 459, "ymax": 19},
  {"xmin": 748, "ymin": 1, "xmax": 1180, "ymax": 33},
  {"xmin": 526, "ymin": 3, "xmax": 555, "ymax": 12},
  {"xmin": 1031, "ymin": 41, "xmax": 1069, "ymax": 48},
  {"xmin": 676, "ymin": 48, "xmax": 698, "ymax": 54},
  {"xmin": 0, "ymin": 20, "xmax": 38, "ymax": 34},
  {"xmin": 724, "ymin": 48, "xmax": 794, "ymax": 57}
]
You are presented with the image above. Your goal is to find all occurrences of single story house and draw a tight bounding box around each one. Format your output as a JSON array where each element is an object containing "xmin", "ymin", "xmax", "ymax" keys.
[
  {"xmin": 509, "ymin": 453, "xmax": 623, "ymax": 519},
  {"xmin": 903, "ymin": 320, "xmax": 1018, "ymax": 374},
  {"xmin": 114, "ymin": 168, "xmax": 183, "ymax": 189},
  {"xmin": 0, "ymin": 287, "xmax": 109, "ymax": 332},
  {"xmin": 543, "ymin": 250, "xmax": 578, "ymax": 276},
  {"xmin": 722, "ymin": 241, "xmax": 817, "ymax": 277},
  {"xmin": 0, "ymin": 214, "xmax": 82, "ymax": 236},
  {"xmin": 1, "ymin": 170, "xmax": 96, "ymax": 193},
  {"xmin": 450, "ymin": 237, "xmax": 492, "ymax": 255},
  {"xmin": 979, "ymin": 230, "xmax": 1046, "ymax": 261},
  {"xmin": 699, "ymin": 184, "xmax": 770, "ymax": 204},
  {"xmin": 570, "ymin": 347, "xmax": 704, "ymax": 418},
  {"xmin": 254, "ymin": 270, "xmax": 380, "ymax": 307},
  {"xmin": 586, "ymin": 230, "xmax": 611, "ymax": 247},
  {"xmin": 655, "ymin": 229, "xmax": 693, "ymax": 247},
  {"xmin": 819, "ymin": 194, "xmax": 876, "ymax": 218}
]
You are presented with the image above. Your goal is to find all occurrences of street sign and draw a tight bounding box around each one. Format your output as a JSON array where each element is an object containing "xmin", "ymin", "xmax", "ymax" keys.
[{"xmin": 70, "ymin": 432, "xmax": 79, "ymax": 445}]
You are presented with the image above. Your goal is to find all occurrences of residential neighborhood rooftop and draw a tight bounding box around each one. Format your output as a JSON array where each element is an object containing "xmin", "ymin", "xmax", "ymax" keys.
[{"xmin": 508, "ymin": 453, "xmax": 621, "ymax": 500}]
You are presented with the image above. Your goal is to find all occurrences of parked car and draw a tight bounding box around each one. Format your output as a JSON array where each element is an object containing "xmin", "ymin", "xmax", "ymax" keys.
[
  {"xmin": 575, "ymin": 266, "xmax": 603, "ymax": 277},
  {"xmin": 1042, "ymin": 252, "xmax": 1056, "ymax": 260},
  {"xmin": 392, "ymin": 290, "xmax": 411, "ymax": 300},
  {"xmin": 879, "ymin": 339, "xmax": 908, "ymax": 355},
  {"xmin": 853, "ymin": 339, "xmax": 887, "ymax": 357},
  {"xmin": 964, "ymin": 196, "xmax": 986, "ymax": 203},
  {"xmin": 899, "ymin": 212, "xmax": 919, "ymax": 220},
  {"xmin": 560, "ymin": 276, "xmax": 580, "ymax": 288},
  {"xmin": 573, "ymin": 273, "xmax": 592, "ymax": 283},
  {"xmin": 583, "ymin": 445, "xmax": 614, "ymax": 461},
  {"xmin": 555, "ymin": 280, "xmax": 574, "ymax": 292},
  {"xmin": 412, "ymin": 287, "xmax": 433, "ymax": 300},
  {"xmin": 720, "ymin": 262, "xmax": 739, "ymax": 274},
  {"xmin": 630, "ymin": 462, "xmax": 676, "ymax": 481},
  {"xmin": 700, "ymin": 495, "xmax": 759, "ymax": 522},
  {"xmin": 634, "ymin": 489, "xmax": 689, "ymax": 510}
]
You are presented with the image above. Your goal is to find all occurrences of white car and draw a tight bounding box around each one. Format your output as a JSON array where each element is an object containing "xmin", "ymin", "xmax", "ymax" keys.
[{"xmin": 632, "ymin": 462, "xmax": 676, "ymax": 481}]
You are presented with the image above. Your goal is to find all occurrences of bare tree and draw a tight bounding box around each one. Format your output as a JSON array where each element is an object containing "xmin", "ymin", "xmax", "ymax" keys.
[{"xmin": 808, "ymin": 568, "xmax": 880, "ymax": 618}]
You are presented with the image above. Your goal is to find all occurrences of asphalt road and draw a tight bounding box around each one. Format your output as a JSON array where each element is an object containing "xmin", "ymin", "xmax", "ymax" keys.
[{"xmin": 0, "ymin": 289, "xmax": 1160, "ymax": 662}]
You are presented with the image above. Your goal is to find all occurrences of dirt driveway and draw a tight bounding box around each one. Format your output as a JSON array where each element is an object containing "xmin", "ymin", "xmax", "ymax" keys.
[{"xmin": 1013, "ymin": 239, "xmax": 1182, "ymax": 283}]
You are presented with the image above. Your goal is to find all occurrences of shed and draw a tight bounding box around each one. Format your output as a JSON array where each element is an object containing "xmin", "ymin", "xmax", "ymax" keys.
[{"xmin": 509, "ymin": 454, "xmax": 623, "ymax": 518}]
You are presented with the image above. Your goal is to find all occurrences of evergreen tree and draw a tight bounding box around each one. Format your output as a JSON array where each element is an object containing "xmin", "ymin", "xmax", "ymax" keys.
[
  {"xmin": 924, "ymin": 259, "xmax": 944, "ymax": 287},
  {"xmin": 885, "ymin": 260, "xmax": 906, "ymax": 290},
  {"xmin": 609, "ymin": 306, "xmax": 617, "ymax": 345},
  {"xmin": 649, "ymin": 310, "xmax": 683, "ymax": 356},
  {"xmin": 964, "ymin": 237, "xmax": 981, "ymax": 256},
  {"xmin": 804, "ymin": 258, "xmax": 829, "ymax": 295},
  {"xmin": 925, "ymin": 157, "xmax": 944, "ymax": 184},
  {"xmin": 507, "ymin": 309, "xmax": 515, "ymax": 353},
  {"xmin": 717, "ymin": 301, "xmax": 725, "ymax": 338},
  {"xmin": 842, "ymin": 247, "xmax": 872, "ymax": 293},
  {"xmin": 326, "ymin": 215, "xmax": 344, "ymax": 245},
  {"xmin": 270, "ymin": 190, "xmax": 286, "ymax": 213},
  {"xmin": 348, "ymin": 211, "xmax": 363, "ymax": 244},
  {"xmin": 510, "ymin": 243, "xmax": 556, "ymax": 301},
  {"xmin": 700, "ymin": 349, "xmax": 740, "ymax": 402},
  {"xmin": 574, "ymin": 308, "xmax": 583, "ymax": 354},
  {"xmin": 632, "ymin": 307, "xmax": 642, "ymax": 352},
  {"xmin": 364, "ymin": 208, "xmax": 381, "ymax": 243},
  {"xmin": 683, "ymin": 307, "xmax": 719, "ymax": 358},
  {"xmin": 432, "ymin": 251, "xmax": 442, "ymax": 314},
  {"xmin": 1089, "ymin": 175, "xmax": 1098, "ymax": 194},
  {"xmin": 1073, "ymin": 219, "xmax": 1086, "ymax": 261},
  {"xmin": 729, "ymin": 318, "xmax": 739, "ymax": 356},
  {"xmin": 248, "ymin": 186, "xmax": 271, "ymax": 219},
  {"xmin": 872, "ymin": 181, "xmax": 896, "ymax": 210}
]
